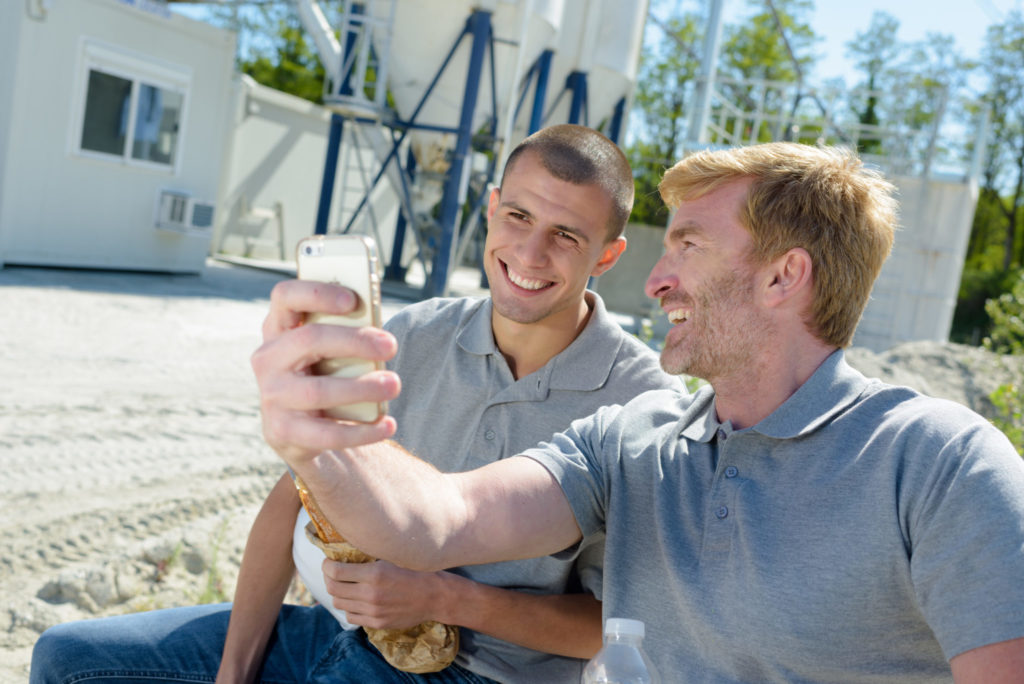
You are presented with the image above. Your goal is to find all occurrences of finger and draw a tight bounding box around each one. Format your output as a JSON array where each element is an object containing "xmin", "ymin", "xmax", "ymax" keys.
[
  {"xmin": 322, "ymin": 559, "xmax": 371, "ymax": 583},
  {"xmin": 264, "ymin": 280, "xmax": 359, "ymax": 338},
  {"xmin": 251, "ymin": 326, "xmax": 397, "ymax": 385},
  {"xmin": 264, "ymin": 412, "xmax": 397, "ymax": 460},
  {"xmin": 269, "ymin": 325, "xmax": 397, "ymax": 374},
  {"xmin": 274, "ymin": 371, "xmax": 399, "ymax": 413}
]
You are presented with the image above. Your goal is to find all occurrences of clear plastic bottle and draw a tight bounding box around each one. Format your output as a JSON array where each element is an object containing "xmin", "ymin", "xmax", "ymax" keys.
[{"xmin": 581, "ymin": 618, "xmax": 660, "ymax": 684}]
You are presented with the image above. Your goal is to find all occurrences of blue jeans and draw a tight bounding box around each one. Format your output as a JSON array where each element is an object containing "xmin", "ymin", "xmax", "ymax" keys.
[{"xmin": 30, "ymin": 603, "xmax": 498, "ymax": 683}]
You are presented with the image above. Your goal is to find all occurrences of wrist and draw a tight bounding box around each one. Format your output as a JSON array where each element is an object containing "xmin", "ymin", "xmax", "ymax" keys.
[{"xmin": 432, "ymin": 570, "xmax": 474, "ymax": 627}]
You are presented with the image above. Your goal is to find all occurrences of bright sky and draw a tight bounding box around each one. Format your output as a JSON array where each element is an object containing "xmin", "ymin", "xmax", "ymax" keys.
[
  {"xmin": 171, "ymin": 0, "xmax": 1020, "ymax": 86},
  {"xmin": 723, "ymin": 0, "xmax": 1022, "ymax": 85}
]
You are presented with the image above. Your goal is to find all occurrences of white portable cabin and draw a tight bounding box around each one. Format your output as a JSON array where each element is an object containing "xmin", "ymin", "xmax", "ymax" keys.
[{"xmin": 0, "ymin": 0, "xmax": 236, "ymax": 273}]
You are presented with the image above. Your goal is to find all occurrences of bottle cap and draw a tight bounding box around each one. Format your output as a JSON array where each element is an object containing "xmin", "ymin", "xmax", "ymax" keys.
[{"xmin": 605, "ymin": 617, "xmax": 645, "ymax": 638}]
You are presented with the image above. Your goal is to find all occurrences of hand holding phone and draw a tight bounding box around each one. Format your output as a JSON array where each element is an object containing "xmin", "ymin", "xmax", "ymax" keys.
[{"xmin": 296, "ymin": 235, "xmax": 387, "ymax": 423}]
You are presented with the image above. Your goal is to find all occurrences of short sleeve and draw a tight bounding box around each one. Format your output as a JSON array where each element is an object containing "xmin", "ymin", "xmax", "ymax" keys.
[
  {"xmin": 520, "ymin": 404, "xmax": 622, "ymax": 540},
  {"xmin": 906, "ymin": 420, "xmax": 1024, "ymax": 659}
]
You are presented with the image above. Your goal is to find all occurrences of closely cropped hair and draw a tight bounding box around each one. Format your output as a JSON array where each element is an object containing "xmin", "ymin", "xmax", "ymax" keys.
[
  {"xmin": 659, "ymin": 142, "xmax": 898, "ymax": 348},
  {"xmin": 502, "ymin": 124, "xmax": 634, "ymax": 240}
]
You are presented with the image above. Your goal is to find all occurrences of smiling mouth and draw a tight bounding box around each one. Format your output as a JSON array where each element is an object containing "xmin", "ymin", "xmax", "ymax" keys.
[
  {"xmin": 504, "ymin": 262, "xmax": 552, "ymax": 292},
  {"xmin": 666, "ymin": 308, "xmax": 691, "ymax": 324}
]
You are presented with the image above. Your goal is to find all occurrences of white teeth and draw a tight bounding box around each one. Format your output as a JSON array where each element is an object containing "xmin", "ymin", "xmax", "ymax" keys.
[
  {"xmin": 667, "ymin": 309, "xmax": 690, "ymax": 324},
  {"xmin": 507, "ymin": 267, "xmax": 549, "ymax": 291}
]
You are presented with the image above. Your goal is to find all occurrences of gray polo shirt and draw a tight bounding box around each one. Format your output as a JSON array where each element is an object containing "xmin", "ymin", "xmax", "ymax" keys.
[
  {"xmin": 525, "ymin": 350, "xmax": 1024, "ymax": 682},
  {"xmin": 298, "ymin": 292, "xmax": 681, "ymax": 683}
]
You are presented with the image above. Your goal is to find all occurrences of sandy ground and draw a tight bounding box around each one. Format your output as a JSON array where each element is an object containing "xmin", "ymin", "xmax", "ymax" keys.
[
  {"xmin": 0, "ymin": 259, "xmax": 425, "ymax": 682},
  {"xmin": 1, "ymin": 259, "xmax": 1021, "ymax": 682}
]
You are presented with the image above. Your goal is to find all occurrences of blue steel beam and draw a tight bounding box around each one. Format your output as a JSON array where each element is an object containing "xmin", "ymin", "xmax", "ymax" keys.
[
  {"xmin": 607, "ymin": 96, "xmax": 626, "ymax": 144},
  {"xmin": 427, "ymin": 10, "xmax": 491, "ymax": 298},
  {"xmin": 314, "ymin": 114, "xmax": 345, "ymax": 235},
  {"xmin": 313, "ymin": 3, "xmax": 363, "ymax": 236},
  {"xmin": 341, "ymin": 21, "xmax": 472, "ymax": 236},
  {"xmin": 384, "ymin": 145, "xmax": 416, "ymax": 281},
  {"xmin": 529, "ymin": 49, "xmax": 553, "ymax": 133},
  {"xmin": 566, "ymin": 70, "xmax": 588, "ymax": 126}
]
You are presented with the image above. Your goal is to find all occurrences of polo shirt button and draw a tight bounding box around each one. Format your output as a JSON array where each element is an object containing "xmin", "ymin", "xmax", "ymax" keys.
[
  {"xmin": 485, "ymin": 430, "xmax": 496, "ymax": 441},
  {"xmin": 725, "ymin": 466, "xmax": 738, "ymax": 478},
  {"xmin": 715, "ymin": 506, "xmax": 729, "ymax": 519},
  {"xmin": 716, "ymin": 428, "xmax": 727, "ymax": 441}
]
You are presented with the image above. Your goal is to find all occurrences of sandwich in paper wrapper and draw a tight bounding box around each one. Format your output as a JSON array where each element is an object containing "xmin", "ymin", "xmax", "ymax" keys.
[{"xmin": 293, "ymin": 476, "xmax": 459, "ymax": 673}]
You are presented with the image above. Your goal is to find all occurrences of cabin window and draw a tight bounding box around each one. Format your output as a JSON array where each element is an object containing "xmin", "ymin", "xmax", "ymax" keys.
[{"xmin": 74, "ymin": 42, "xmax": 190, "ymax": 172}]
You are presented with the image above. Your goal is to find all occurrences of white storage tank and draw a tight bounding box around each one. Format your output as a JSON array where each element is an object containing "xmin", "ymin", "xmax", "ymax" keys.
[
  {"xmin": 541, "ymin": 0, "xmax": 648, "ymax": 131},
  {"xmin": 383, "ymin": 0, "xmax": 564, "ymax": 173}
]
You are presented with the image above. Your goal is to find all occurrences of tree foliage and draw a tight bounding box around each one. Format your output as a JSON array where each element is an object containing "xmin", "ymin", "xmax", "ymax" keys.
[
  {"xmin": 628, "ymin": 12, "xmax": 701, "ymax": 225},
  {"xmin": 952, "ymin": 11, "xmax": 1024, "ymax": 343},
  {"xmin": 844, "ymin": 11, "xmax": 902, "ymax": 154},
  {"xmin": 978, "ymin": 11, "xmax": 1024, "ymax": 271},
  {"xmin": 720, "ymin": 0, "xmax": 816, "ymax": 84},
  {"xmin": 241, "ymin": 19, "xmax": 327, "ymax": 103},
  {"xmin": 196, "ymin": 0, "xmax": 338, "ymax": 102},
  {"xmin": 628, "ymin": 0, "xmax": 818, "ymax": 223},
  {"xmin": 984, "ymin": 272, "xmax": 1024, "ymax": 354}
]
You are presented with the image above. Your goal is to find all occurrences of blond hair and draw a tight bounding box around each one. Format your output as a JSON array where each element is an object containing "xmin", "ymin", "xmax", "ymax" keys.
[{"xmin": 659, "ymin": 142, "xmax": 898, "ymax": 348}]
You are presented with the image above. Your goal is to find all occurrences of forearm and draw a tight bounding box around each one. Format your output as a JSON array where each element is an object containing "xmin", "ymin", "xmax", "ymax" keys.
[
  {"xmin": 434, "ymin": 572, "xmax": 602, "ymax": 659},
  {"xmin": 291, "ymin": 441, "xmax": 463, "ymax": 570},
  {"xmin": 218, "ymin": 473, "xmax": 302, "ymax": 684},
  {"xmin": 291, "ymin": 446, "xmax": 582, "ymax": 571}
]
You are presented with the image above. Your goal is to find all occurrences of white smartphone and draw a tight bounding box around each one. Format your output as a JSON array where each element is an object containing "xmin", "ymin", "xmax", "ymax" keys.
[{"xmin": 295, "ymin": 235, "xmax": 386, "ymax": 423}]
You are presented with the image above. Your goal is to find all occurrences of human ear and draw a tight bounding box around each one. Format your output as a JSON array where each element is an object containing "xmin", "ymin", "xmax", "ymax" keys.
[
  {"xmin": 763, "ymin": 247, "xmax": 813, "ymax": 308},
  {"xmin": 591, "ymin": 237, "xmax": 627, "ymax": 277},
  {"xmin": 486, "ymin": 187, "xmax": 500, "ymax": 222}
]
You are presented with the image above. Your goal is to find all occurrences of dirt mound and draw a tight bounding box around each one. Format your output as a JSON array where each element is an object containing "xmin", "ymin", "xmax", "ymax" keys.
[{"xmin": 846, "ymin": 340, "xmax": 1024, "ymax": 419}]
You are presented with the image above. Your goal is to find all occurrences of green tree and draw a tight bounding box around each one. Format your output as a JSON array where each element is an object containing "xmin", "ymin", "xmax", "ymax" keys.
[
  {"xmin": 720, "ymin": 0, "xmax": 816, "ymax": 84},
  {"xmin": 978, "ymin": 11, "xmax": 1024, "ymax": 271},
  {"xmin": 984, "ymin": 271, "xmax": 1024, "ymax": 354},
  {"xmin": 716, "ymin": 0, "xmax": 819, "ymax": 143},
  {"xmin": 241, "ymin": 18, "xmax": 327, "ymax": 103},
  {"xmin": 628, "ymin": 11, "xmax": 701, "ymax": 225},
  {"xmin": 844, "ymin": 11, "xmax": 902, "ymax": 155},
  {"xmin": 190, "ymin": 0, "xmax": 344, "ymax": 102}
]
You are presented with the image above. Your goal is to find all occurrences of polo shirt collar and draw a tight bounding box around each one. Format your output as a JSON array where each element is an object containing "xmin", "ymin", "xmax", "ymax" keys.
[
  {"xmin": 454, "ymin": 291, "xmax": 627, "ymax": 393},
  {"xmin": 548, "ymin": 291, "xmax": 627, "ymax": 391},
  {"xmin": 679, "ymin": 385, "xmax": 720, "ymax": 443},
  {"xmin": 752, "ymin": 349, "xmax": 870, "ymax": 439},
  {"xmin": 456, "ymin": 297, "xmax": 499, "ymax": 356},
  {"xmin": 678, "ymin": 350, "xmax": 871, "ymax": 442}
]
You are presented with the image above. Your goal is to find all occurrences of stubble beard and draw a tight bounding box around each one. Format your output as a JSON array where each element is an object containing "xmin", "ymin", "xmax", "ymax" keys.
[{"xmin": 660, "ymin": 270, "xmax": 767, "ymax": 382}]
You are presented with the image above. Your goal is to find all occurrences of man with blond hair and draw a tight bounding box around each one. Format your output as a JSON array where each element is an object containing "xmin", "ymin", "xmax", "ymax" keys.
[{"xmin": 257, "ymin": 142, "xmax": 1024, "ymax": 681}]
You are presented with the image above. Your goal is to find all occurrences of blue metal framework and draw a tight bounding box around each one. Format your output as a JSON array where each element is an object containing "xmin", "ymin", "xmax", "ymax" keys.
[
  {"xmin": 428, "ymin": 9, "xmax": 492, "ymax": 297},
  {"xmin": 314, "ymin": 3, "xmax": 364, "ymax": 236},
  {"xmin": 313, "ymin": 8, "xmax": 502, "ymax": 297},
  {"xmin": 312, "ymin": 7, "xmax": 631, "ymax": 297},
  {"xmin": 565, "ymin": 70, "xmax": 588, "ymax": 126}
]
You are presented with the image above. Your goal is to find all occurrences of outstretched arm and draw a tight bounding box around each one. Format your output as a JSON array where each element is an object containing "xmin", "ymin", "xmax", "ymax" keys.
[
  {"xmin": 217, "ymin": 472, "xmax": 302, "ymax": 684},
  {"xmin": 323, "ymin": 561, "xmax": 602, "ymax": 658},
  {"xmin": 291, "ymin": 442, "xmax": 582, "ymax": 571},
  {"xmin": 251, "ymin": 279, "xmax": 582, "ymax": 582}
]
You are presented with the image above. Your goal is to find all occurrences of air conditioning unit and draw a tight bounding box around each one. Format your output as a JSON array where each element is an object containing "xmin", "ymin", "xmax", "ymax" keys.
[{"xmin": 155, "ymin": 190, "xmax": 215, "ymax": 234}]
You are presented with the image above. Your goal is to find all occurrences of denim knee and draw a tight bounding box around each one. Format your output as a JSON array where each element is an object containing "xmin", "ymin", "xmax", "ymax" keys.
[{"xmin": 30, "ymin": 623, "xmax": 76, "ymax": 684}]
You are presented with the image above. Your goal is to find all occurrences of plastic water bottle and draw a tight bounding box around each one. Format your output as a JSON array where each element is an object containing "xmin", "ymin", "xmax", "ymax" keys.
[{"xmin": 582, "ymin": 618, "xmax": 659, "ymax": 684}]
